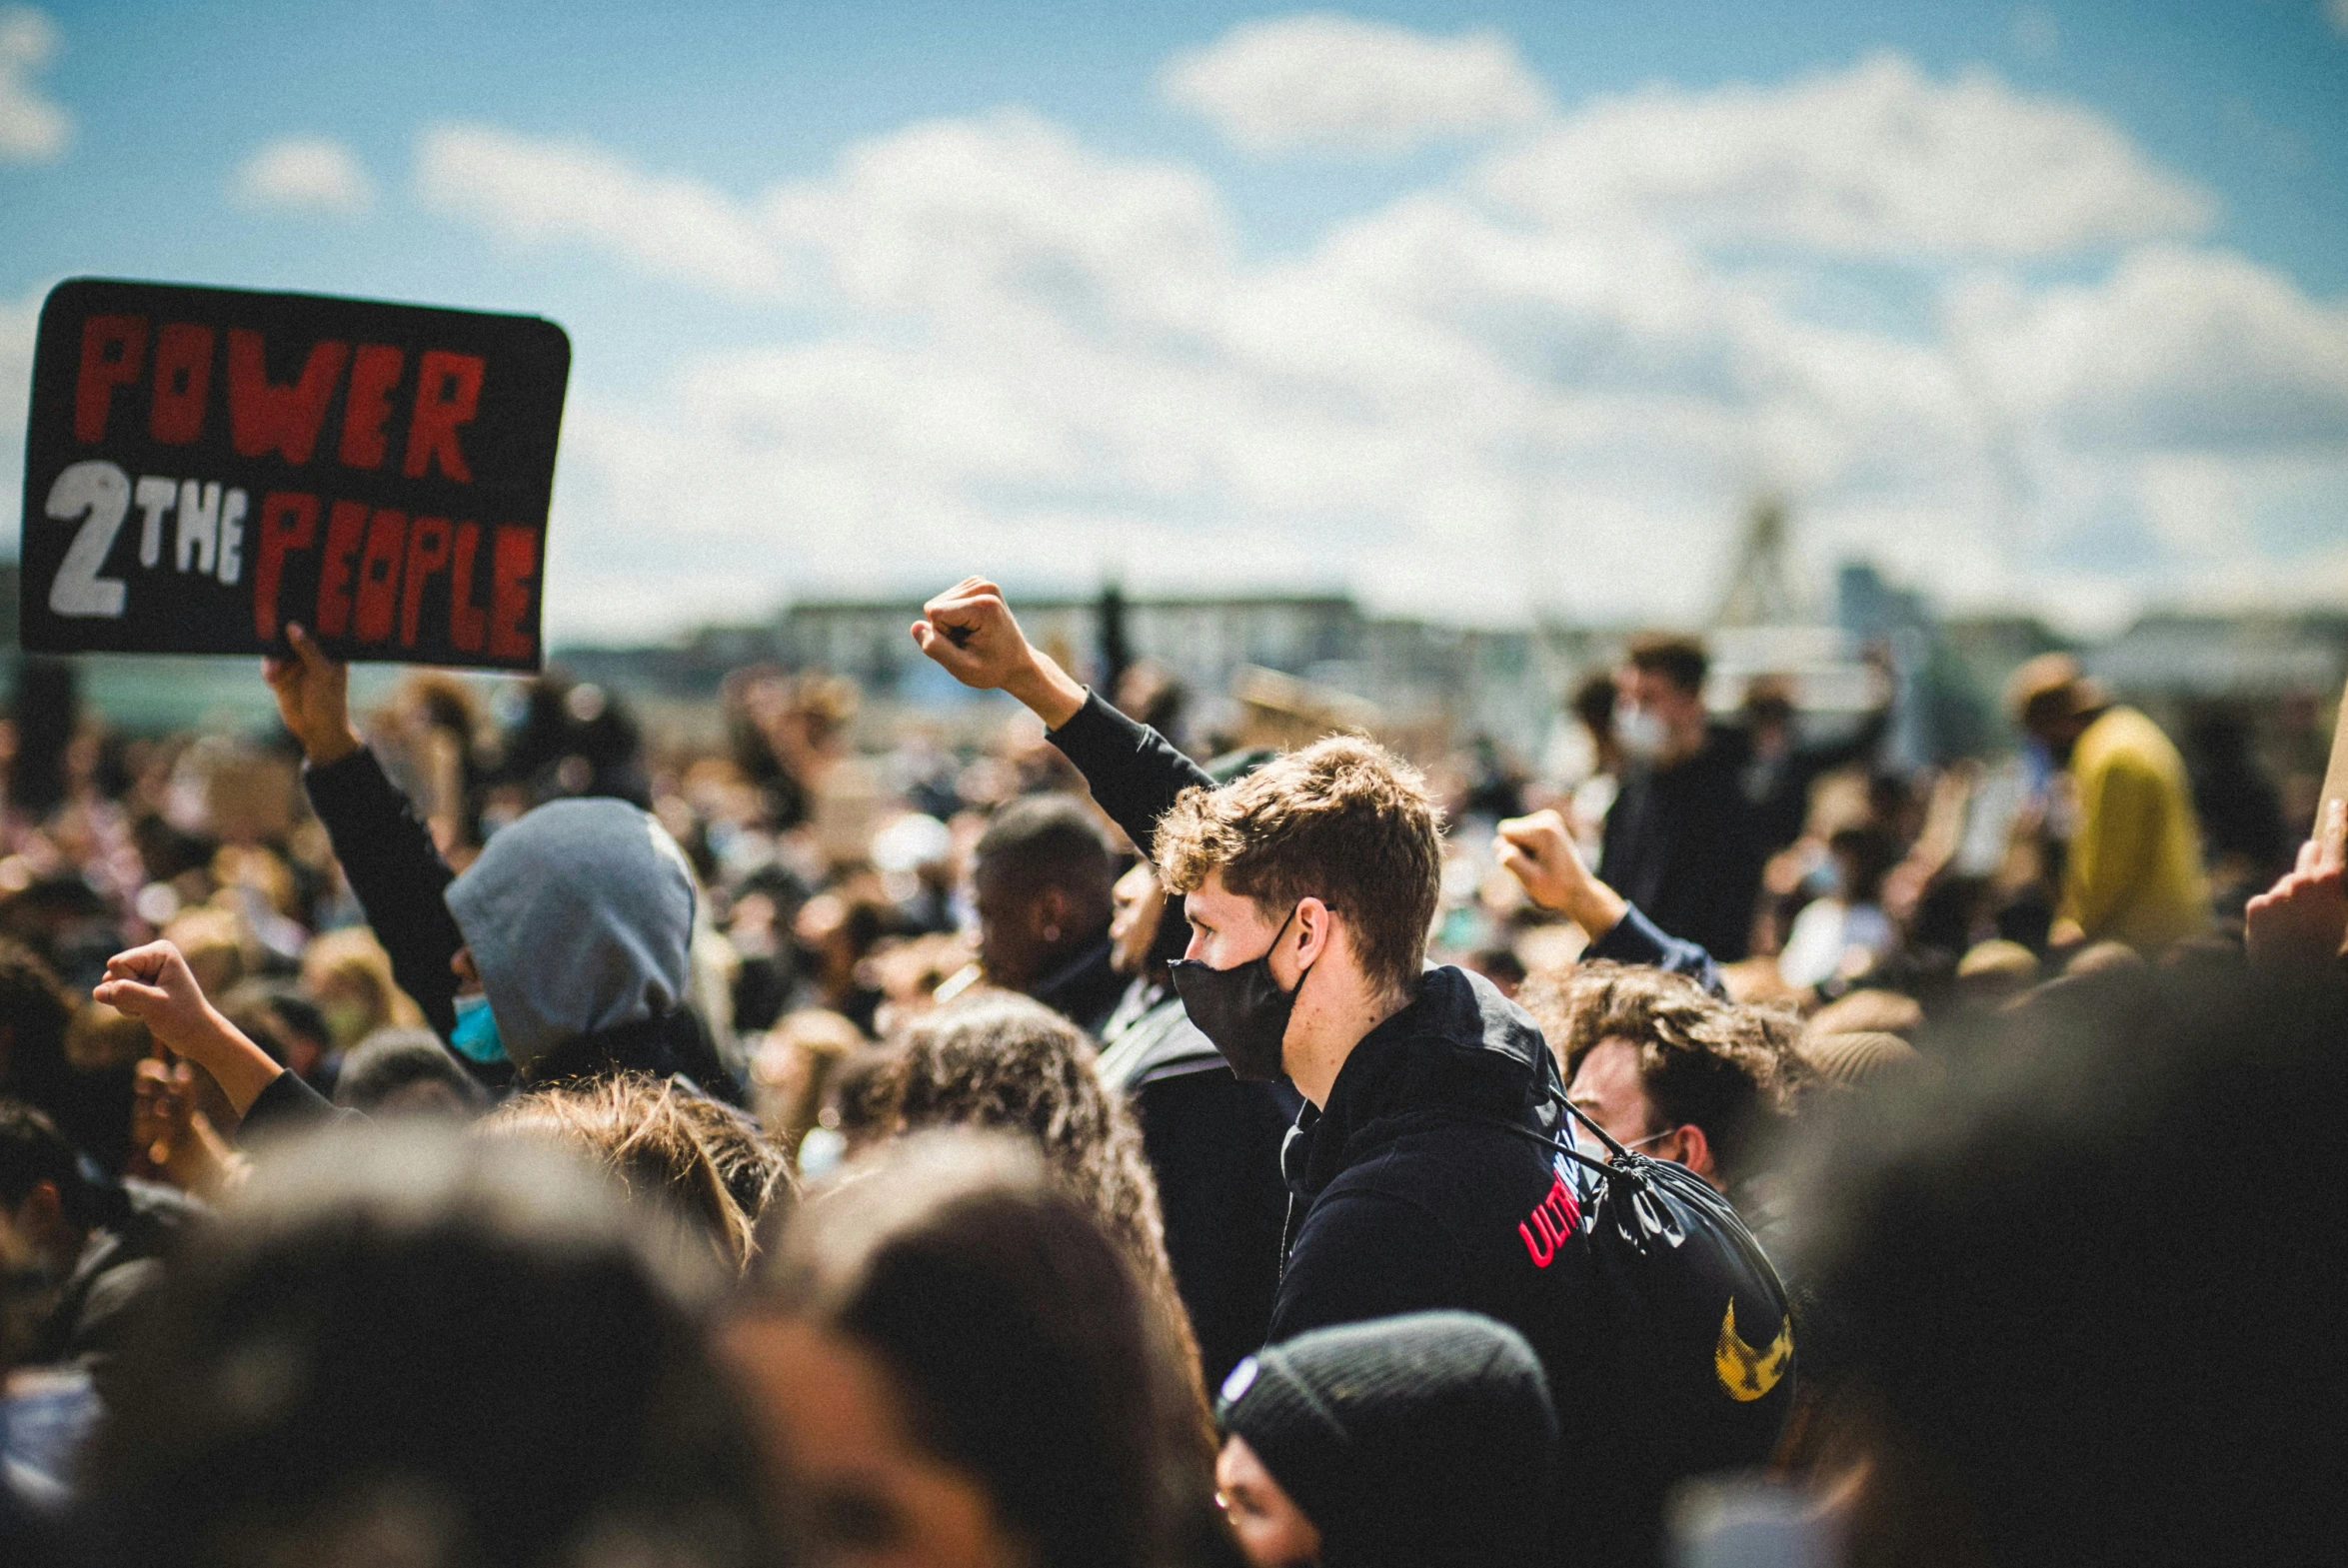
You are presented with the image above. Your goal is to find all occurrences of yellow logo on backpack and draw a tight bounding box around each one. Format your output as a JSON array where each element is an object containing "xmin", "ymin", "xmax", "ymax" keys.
[{"xmin": 1713, "ymin": 1299, "xmax": 1791, "ymax": 1401}]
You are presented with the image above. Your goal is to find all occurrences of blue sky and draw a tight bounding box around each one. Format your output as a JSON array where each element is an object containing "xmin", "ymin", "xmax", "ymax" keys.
[{"xmin": 6, "ymin": 0, "xmax": 2348, "ymax": 639}]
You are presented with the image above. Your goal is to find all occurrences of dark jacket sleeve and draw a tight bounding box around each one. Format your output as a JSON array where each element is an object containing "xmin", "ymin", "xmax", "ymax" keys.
[
  {"xmin": 1268, "ymin": 1187, "xmax": 1468, "ymax": 1343},
  {"xmin": 303, "ymin": 749, "xmax": 464, "ymax": 1040},
  {"xmin": 239, "ymin": 1068, "xmax": 357, "ymax": 1137},
  {"xmin": 1046, "ymin": 692, "xmax": 1216, "ymax": 856},
  {"xmin": 1585, "ymin": 902, "xmax": 1728, "ymax": 998}
]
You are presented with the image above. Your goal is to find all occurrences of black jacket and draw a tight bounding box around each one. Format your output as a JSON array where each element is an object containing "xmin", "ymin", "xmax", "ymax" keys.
[
  {"xmin": 1098, "ymin": 978, "xmax": 1297, "ymax": 1388},
  {"xmin": 29, "ymin": 1177, "xmax": 199, "ymax": 1392},
  {"xmin": 1599, "ymin": 726, "xmax": 1764, "ymax": 962},
  {"xmin": 1263, "ymin": 960, "xmax": 1601, "ymax": 1387}
]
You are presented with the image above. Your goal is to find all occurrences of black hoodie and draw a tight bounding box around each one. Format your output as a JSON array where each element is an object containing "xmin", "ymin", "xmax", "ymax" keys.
[
  {"xmin": 1268, "ymin": 964, "xmax": 1595, "ymax": 1356},
  {"xmin": 1049, "ymin": 696, "xmax": 1629, "ymax": 1547}
]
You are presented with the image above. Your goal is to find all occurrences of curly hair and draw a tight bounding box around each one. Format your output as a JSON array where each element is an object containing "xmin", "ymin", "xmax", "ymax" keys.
[
  {"xmin": 1152, "ymin": 735, "xmax": 1443, "ymax": 998},
  {"xmin": 891, "ymin": 992, "xmax": 1207, "ymax": 1410},
  {"xmin": 484, "ymin": 1074, "xmax": 759, "ymax": 1274},
  {"xmin": 1517, "ymin": 960, "xmax": 1804, "ymax": 1183}
]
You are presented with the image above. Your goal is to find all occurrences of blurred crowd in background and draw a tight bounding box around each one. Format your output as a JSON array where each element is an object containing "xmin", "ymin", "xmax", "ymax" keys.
[
  {"xmin": 0, "ymin": 615, "xmax": 2309, "ymax": 1153},
  {"xmin": 0, "ymin": 611, "xmax": 2336, "ymax": 1568}
]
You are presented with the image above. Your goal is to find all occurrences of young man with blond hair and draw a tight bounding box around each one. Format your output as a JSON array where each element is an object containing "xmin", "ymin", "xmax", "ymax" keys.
[{"xmin": 914, "ymin": 578, "xmax": 1749, "ymax": 1562}]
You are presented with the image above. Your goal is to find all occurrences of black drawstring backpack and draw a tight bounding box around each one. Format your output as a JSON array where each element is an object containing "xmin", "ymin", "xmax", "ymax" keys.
[{"xmin": 1496, "ymin": 1096, "xmax": 1797, "ymax": 1529}]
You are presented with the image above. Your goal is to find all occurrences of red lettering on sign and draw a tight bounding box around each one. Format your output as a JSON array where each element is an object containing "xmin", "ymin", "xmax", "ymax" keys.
[
  {"xmin": 355, "ymin": 509, "xmax": 408, "ymax": 643},
  {"xmin": 449, "ymin": 523, "xmax": 486, "ymax": 653},
  {"xmin": 403, "ymin": 350, "xmax": 483, "ymax": 482},
  {"xmin": 252, "ymin": 491, "xmax": 318, "ymax": 643},
  {"xmin": 149, "ymin": 324, "xmax": 215, "ymax": 446},
  {"xmin": 399, "ymin": 516, "xmax": 453, "ymax": 649},
  {"xmin": 338, "ymin": 344, "xmax": 404, "ymax": 470},
  {"xmin": 228, "ymin": 331, "xmax": 348, "ymax": 465},
  {"xmin": 488, "ymin": 524, "xmax": 537, "ymax": 661},
  {"xmin": 75, "ymin": 315, "xmax": 146, "ymax": 444},
  {"xmin": 314, "ymin": 500, "xmax": 368, "ymax": 638}
]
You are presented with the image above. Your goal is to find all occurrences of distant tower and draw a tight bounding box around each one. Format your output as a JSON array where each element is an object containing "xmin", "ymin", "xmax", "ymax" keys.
[
  {"xmin": 1715, "ymin": 498, "xmax": 1801, "ymax": 628},
  {"xmin": 1096, "ymin": 580, "xmax": 1131, "ymax": 697}
]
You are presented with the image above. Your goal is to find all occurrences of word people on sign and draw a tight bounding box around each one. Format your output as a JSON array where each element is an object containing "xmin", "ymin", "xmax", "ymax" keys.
[{"xmin": 19, "ymin": 279, "xmax": 569, "ymax": 670}]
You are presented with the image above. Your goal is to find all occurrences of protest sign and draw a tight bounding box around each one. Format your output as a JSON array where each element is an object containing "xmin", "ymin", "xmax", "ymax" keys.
[
  {"xmin": 2320, "ymin": 675, "xmax": 2348, "ymax": 868},
  {"xmin": 17, "ymin": 278, "xmax": 569, "ymax": 670}
]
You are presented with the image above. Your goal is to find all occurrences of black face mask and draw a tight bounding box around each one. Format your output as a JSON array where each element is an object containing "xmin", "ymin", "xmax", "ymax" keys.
[{"xmin": 1167, "ymin": 904, "xmax": 1310, "ymax": 1082}]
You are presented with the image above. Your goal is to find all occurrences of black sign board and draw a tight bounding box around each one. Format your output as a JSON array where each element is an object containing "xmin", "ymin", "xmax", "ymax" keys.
[{"xmin": 17, "ymin": 278, "xmax": 569, "ymax": 669}]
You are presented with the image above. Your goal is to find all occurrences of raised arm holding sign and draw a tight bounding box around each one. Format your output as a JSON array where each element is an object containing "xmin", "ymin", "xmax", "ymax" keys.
[{"xmin": 18, "ymin": 278, "xmax": 568, "ymax": 670}]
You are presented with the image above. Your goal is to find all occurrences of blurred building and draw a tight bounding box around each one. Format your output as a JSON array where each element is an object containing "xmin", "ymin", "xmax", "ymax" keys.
[
  {"xmin": 764, "ymin": 592, "xmax": 1557, "ymax": 753},
  {"xmin": 7, "ymin": 554, "xmax": 2342, "ymax": 784}
]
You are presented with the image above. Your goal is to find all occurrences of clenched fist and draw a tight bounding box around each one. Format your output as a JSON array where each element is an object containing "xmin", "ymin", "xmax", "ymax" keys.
[
  {"xmin": 911, "ymin": 578, "xmax": 1087, "ymax": 730},
  {"xmin": 263, "ymin": 623, "xmax": 362, "ymax": 766},
  {"xmin": 1495, "ymin": 809, "xmax": 1627, "ymax": 939}
]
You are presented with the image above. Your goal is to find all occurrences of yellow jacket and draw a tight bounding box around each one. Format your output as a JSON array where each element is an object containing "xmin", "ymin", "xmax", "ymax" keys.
[{"xmin": 2059, "ymin": 707, "xmax": 2210, "ymax": 951}]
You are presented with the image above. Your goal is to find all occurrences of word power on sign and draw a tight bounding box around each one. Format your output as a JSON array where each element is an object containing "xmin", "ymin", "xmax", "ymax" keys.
[{"xmin": 18, "ymin": 278, "xmax": 570, "ymax": 670}]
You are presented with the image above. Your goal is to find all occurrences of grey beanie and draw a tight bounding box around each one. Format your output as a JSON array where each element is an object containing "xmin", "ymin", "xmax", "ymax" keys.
[{"xmin": 443, "ymin": 797, "xmax": 695, "ymax": 1072}]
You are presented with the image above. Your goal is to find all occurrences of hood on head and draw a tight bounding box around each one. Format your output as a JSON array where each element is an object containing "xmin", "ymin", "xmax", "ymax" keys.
[{"xmin": 443, "ymin": 797, "xmax": 696, "ymax": 1072}]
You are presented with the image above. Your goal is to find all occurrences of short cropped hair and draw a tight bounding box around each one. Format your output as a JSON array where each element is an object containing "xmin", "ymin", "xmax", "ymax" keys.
[
  {"xmin": 1153, "ymin": 736, "xmax": 1443, "ymax": 997},
  {"xmin": 975, "ymin": 793, "xmax": 1115, "ymax": 895},
  {"xmin": 333, "ymin": 1027, "xmax": 488, "ymax": 1115},
  {"xmin": 1518, "ymin": 961, "xmax": 1800, "ymax": 1182},
  {"xmin": 1625, "ymin": 633, "xmax": 1709, "ymax": 699}
]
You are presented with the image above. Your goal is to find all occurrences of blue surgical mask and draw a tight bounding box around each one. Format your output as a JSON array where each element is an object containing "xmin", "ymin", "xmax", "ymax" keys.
[{"xmin": 449, "ymin": 993, "xmax": 506, "ymax": 1064}]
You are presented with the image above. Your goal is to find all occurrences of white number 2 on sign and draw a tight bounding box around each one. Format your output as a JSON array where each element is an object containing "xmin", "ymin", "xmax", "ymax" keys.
[
  {"xmin": 46, "ymin": 460, "xmax": 129, "ymax": 618},
  {"xmin": 44, "ymin": 459, "xmax": 248, "ymax": 619}
]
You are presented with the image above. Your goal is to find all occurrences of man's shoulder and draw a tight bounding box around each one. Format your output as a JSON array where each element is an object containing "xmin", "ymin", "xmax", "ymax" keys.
[{"xmin": 1316, "ymin": 1117, "xmax": 1559, "ymax": 1223}]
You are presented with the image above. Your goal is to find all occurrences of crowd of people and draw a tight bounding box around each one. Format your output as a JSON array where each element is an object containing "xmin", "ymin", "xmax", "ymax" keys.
[{"xmin": 2, "ymin": 579, "xmax": 2341, "ymax": 1568}]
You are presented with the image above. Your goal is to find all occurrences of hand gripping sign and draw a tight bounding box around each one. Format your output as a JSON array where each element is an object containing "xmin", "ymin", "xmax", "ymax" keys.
[{"xmin": 18, "ymin": 279, "xmax": 570, "ymax": 670}]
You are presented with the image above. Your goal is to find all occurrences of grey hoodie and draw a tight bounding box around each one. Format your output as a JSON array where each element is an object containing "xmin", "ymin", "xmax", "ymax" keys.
[{"xmin": 443, "ymin": 797, "xmax": 696, "ymax": 1072}]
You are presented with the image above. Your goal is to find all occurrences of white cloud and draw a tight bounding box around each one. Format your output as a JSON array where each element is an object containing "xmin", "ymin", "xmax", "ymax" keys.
[
  {"xmin": 1160, "ymin": 13, "xmax": 1550, "ymax": 154},
  {"xmin": 0, "ymin": 6, "xmax": 69, "ymax": 161},
  {"xmin": 415, "ymin": 123, "xmax": 789, "ymax": 297},
  {"xmin": 0, "ymin": 281, "xmax": 37, "ymax": 425},
  {"xmin": 1, "ymin": 281, "xmax": 49, "ymax": 546},
  {"xmin": 1481, "ymin": 53, "xmax": 2213, "ymax": 258},
  {"xmin": 1952, "ymin": 247, "xmax": 2348, "ymax": 450},
  {"xmin": 234, "ymin": 136, "xmax": 376, "ymax": 216},
  {"xmin": 766, "ymin": 110, "xmax": 1234, "ymax": 332},
  {"xmin": 407, "ymin": 60, "xmax": 2343, "ymax": 641}
]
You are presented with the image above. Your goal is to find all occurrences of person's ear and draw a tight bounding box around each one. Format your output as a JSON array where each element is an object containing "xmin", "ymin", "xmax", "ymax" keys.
[
  {"xmin": 1669, "ymin": 1121, "xmax": 1717, "ymax": 1183},
  {"xmin": 1291, "ymin": 896, "xmax": 1332, "ymax": 970},
  {"xmin": 21, "ymin": 1180, "xmax": 69, "ymax": 1247},
  {"xmin": 1037, "ymin": 884, "xmax": 1069, "ymax": 945}
]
